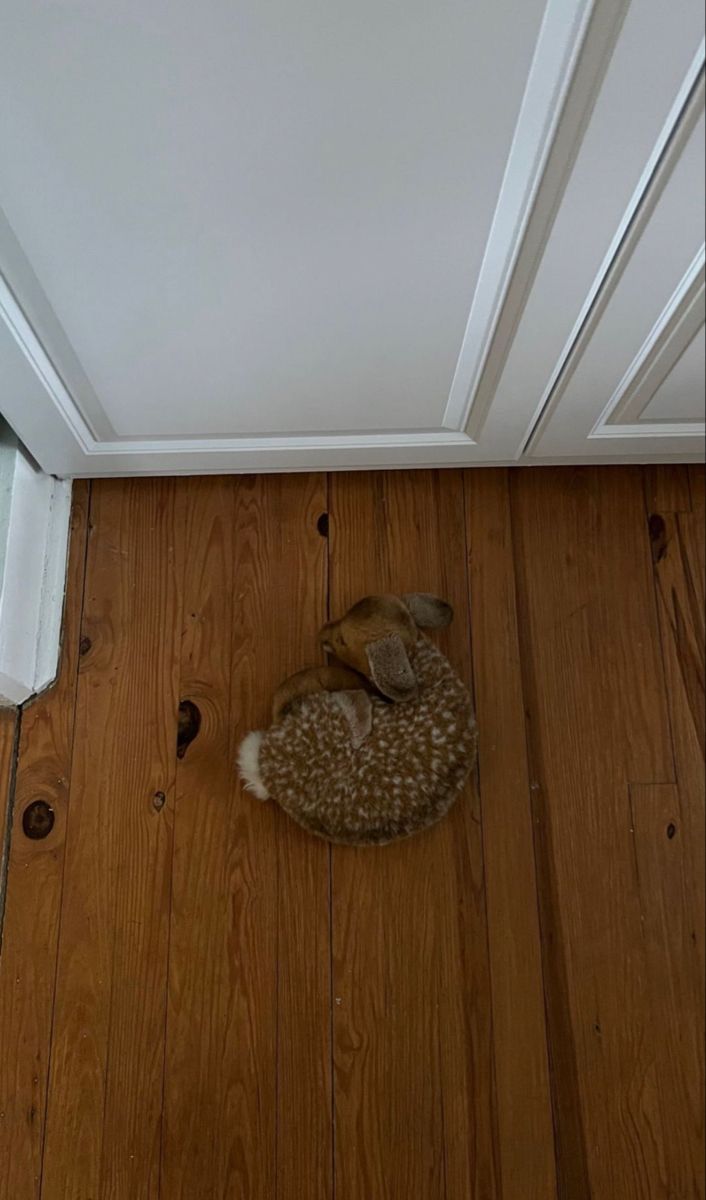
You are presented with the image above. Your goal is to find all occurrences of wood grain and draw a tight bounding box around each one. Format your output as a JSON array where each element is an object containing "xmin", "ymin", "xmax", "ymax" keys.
[
  {"xmin": 162, "ymin": 474, "xmax": 332, "ymax": 1200},
  {"xmin": 510, "ymin": 467, "xmax": 678, "ymax": 1200},
  {"xmin": 0, "ymin": 708, "xmax": 18, "ymax": 902},
  {"xmin": 643, "ymin": 464, "xmax": 692, "ymax": 514},
  {"xmin": 646, "ymin": 464, "xmax": 705, "ymax": 1091},
  {"xmin": 1, "ymin": 465, "xmax": 703, "ymax": 1199},
  {"xmin": 41, "ymin": 479, "xmax": 186, "ymax": 1200},
  {"xmin": 160, "ymin": 477, "xmax": 239, "ymax": 1199},
  {"xmin": 688, "ymin": 465, "xmax": 705, "ymax": 602},
  {"xmin": 271, "ymin": 485, "xmax": 332, "ymax": 1199},
  {"xmin": 0, "ymin": 481, "xmax": 89, "ymax": 1200},
  {"xmin": 329, "ymin": 470, "xmax": 497, "ymax": 1200},
  {"xmin": 464, "ymin": 469, "xmax": 556, "ymax": 1200},
  {"xmin": 688, "ymin": 465, "xmax": 705, "ymax": 515},
  {"xmin": 629, "ymin": 783, "xmax": 704, "ymax": 1197}
]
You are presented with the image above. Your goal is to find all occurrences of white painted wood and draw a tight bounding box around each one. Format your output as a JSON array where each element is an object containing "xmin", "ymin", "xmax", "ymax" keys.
[
  {"xmin": 442, "ymin": 0, "xmax": 597, "ymax": 430},
  {"xmin": 518, "ymin": 39, "xmax": 705, "ymax": 451},
  {"xmin": 641, "ymin": 328, "xmax": 705, "ymax": 422},
  {"xmin": 0, "ymin": 442, "xmax": 71, "ymax": 706},
  {"xmin": 530, "ymin": 108, "xmax": 705, "ymax": 459},
  {"xmin": 478, "ymin": 10, "xmax": 705, "ymax": 460},
  {"xmin": 601, "ymin": 250, "xmax": 704, "ymax": 426},
  {"xmin": 0, "ymin": 0, "xmax": 546, "ymax": 444},
  {"xmin": 0, "ymin": 207, "xmax": 108, "ymax": 439},
  {"xmin": 32, "ymin": 480, "xmax": 73, "ymax": 697},
  {"xmin": 0, "ymin": 0, "xmax": 703, "ymax": 473}
]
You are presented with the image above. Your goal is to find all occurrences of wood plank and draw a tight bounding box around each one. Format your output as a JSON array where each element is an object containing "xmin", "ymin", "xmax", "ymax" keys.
[
  {"xmin": 0, "ymin": 481, "xmax": 88, "ymax": 1200},
  {"xmin": 688, "ymin": 464, "xmax": 705, "ymax": 515},
  {"xmin": 643, "ymin": 465, "xmax": 692, "ymax": 514},
  {"xmin": 2, "ymin": 464, "xmax": 698, "ymax": 1198},
  {"xmin": 629, "ymin": 783, "xmax": 704, "ymax": 1197},
  {"xmin": 160, "ymin": 476, "xmax": 237, "ymax": 1199},
  {"xmin": 162, "ymin": 474, "xmax": 332, "ymax": 1200},
  {"xmin": 249, "ymin": 474, "xmax": 332, "ymax": 1200},
  {"xmin": 647, "ymin": 473, "xmax": 705, "ymax": 1003},
  {"xmin": 0, "ymin": 708, "xmax": 18, "ymax": 897},
  {"xmin": 687, "ymin": 465, "xmax": 705, "ymax": 582},
  {"xmin": 40, "ymin": 480, "xmax": 185, "ymax": 1200},
  {"xmin": 329, "ymin": 470, "xmax": 497, "ymax": 1200},
  {"xmin": 510, "ymin": 466, "xmax": 675, "ymax": 1200},
  {"xmin": 464, "ymin": 469, "xmax": 556, "ymax": 1200}
]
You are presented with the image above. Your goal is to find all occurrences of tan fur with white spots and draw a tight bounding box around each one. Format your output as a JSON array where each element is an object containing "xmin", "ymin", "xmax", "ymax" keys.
[{"xmin": 238, "ymin": 594, "xmax": 478, "ymax": 846}]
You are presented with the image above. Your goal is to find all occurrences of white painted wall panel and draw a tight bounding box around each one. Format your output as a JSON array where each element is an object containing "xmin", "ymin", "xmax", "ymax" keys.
[
  {"xmin": 0, "ymin": 0, "xmax": 544, "ymax": 437},
  {"xmin": 531, "ymin": 112, "xmax": 705, "ymax": 458},
  {"xmin": 477, "ymin": 0, "xmax": 705, "ymax": 458},
  {"xmin": 641, "ymin": 327, "xmax": 705, "ymax": 422},
  {"xmin": 0, "ymin": 431, "xmax": 71, "ymax": 706},
  {"xmin": 0, "ymin": 0, "xmax": 703, "ymax": 473}
]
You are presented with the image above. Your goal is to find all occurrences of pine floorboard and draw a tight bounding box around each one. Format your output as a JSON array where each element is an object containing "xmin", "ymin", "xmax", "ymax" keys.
[{"xmin": 0, "ymin": 466, "xmax": 702, "ymax": 1199}]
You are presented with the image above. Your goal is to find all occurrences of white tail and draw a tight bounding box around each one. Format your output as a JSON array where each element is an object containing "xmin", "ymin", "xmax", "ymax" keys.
[{"xmin": 237, "ymin": 730, "xmax": 270, "ymax": 800}]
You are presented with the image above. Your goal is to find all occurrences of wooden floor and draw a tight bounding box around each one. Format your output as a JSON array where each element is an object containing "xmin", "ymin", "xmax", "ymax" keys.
[{"xmin": 0, "ymin": 466, "xmax": 703, "ymax": 1200}]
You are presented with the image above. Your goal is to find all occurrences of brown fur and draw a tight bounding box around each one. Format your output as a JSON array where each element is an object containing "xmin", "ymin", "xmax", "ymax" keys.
[
  {"xmin": 319, "ymin": 594, "xmax": 418, "ymax": 678},
  {"xmin": 272, "ymin": 664, "xmax": 369, "ymax": 722},
  {"xmin": 238, "ymin": 593, "xmax": 477, "ymax": 846}
]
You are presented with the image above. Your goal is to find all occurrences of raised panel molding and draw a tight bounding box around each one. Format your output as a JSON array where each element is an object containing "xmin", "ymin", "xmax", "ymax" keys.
[
  {"xmin": 0, "ymin": 243, "xmax": 479, "ymax": 473},
  {"xmin": 594, "ymin": 247, "xmax": 704, "ymax": 437},
  {"xmin": 641, "ymin": 326, "xmax": 705, "ymax": 422},
  {"xmin": 0, "ymin": 0, "xmax": 625, "ymax": 474},
  {"xmin": 0, "ymin": 4, "xmax": 703, "ymax": 474},
  {"xmin": 0, "ymin": 434, "xmax": 71, "ymax": 705},
  {"xmin": 0, "ymin": 206, "xmax": 113, "ymax": 441},
  {"xmin": 446, "ymin": 0, "xmax": 627, "ymax": 436},
  {"xmin": 0, "ymin": 271, "xmax": 96, "ymax": 452},
  {"xmin": 527, "ymin": 57, "xmax": 705, "ymax": 458},
  {"xmin": 525, "ymin": 41, "xmax": 705, "ymax": 453}
]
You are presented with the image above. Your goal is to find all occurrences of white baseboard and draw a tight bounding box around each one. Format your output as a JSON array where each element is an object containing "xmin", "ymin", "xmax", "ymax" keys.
[{"xmin": 0, "ymin": 445, "xmax": 72, "ymax": 706}]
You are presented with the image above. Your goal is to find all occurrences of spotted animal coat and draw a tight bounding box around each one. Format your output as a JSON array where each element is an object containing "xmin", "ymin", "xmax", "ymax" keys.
[{"xmin": 238, "ymin": 638, "xmax": 478, "ymax": 846}]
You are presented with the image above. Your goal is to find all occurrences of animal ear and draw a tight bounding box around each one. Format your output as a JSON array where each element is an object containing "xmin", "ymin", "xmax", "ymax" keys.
[
  {"xmin": 365, "ymin": 634, "xmax": 417, "ymax": 702},
  {"xmin": 402, "ymin": 593, "xmax": 453, "ymax": 629},
  {"xmin": 331, "ymin": 690, "xmax": 373, "ymax": 748}
]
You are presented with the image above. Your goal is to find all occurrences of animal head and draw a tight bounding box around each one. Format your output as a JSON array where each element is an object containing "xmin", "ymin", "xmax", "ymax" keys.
[{"xmin": 319, "ymin": 593, "xmax": 453, "ymax": 702}]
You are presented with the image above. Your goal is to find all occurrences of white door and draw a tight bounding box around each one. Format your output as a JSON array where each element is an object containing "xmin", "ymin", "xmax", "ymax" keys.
[
  {"xmin": 528, "ymin": 88, "xmax": 705, "ymax": 460},
  {"xmin": 0, "ymin": 0, "xmax": 703, "ymax": 476}
]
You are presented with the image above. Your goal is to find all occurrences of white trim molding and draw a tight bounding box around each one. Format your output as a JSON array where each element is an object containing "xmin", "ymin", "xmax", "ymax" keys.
[
  {"xmin": 593, "ymin": 246, "xmax": 705, "ymax": 436},
  {"xmin": 444, "ymin": 0, "xmax": 631, "ymax": 436},
  {"xmin": 0, "ymin": 443, "xmax": 72, "ymax": 706},
  {"xmin": 523, "ymin": 41, "xmax": 706, "ymax": 454},
  {"xmin": 0, "ymin": 272, "xmax": 96, "ymax": 452},
  {"xmin": 525, "ymin": 60, "xmax": 706, "ymax": 458},
  {"xmin": 0, "ymin": 0, "xmax": 631, "ymax": 476},
  {"xmin": 442, "ymin": 0, "xmax": 596, "ymax": 431},
  {"xmin": 0, "ymin": 3, "xmax": 703, "ymax": 476},
  {"xmin": 0, "ymin": 247, "xmax": 489, "ymax": 474}
]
